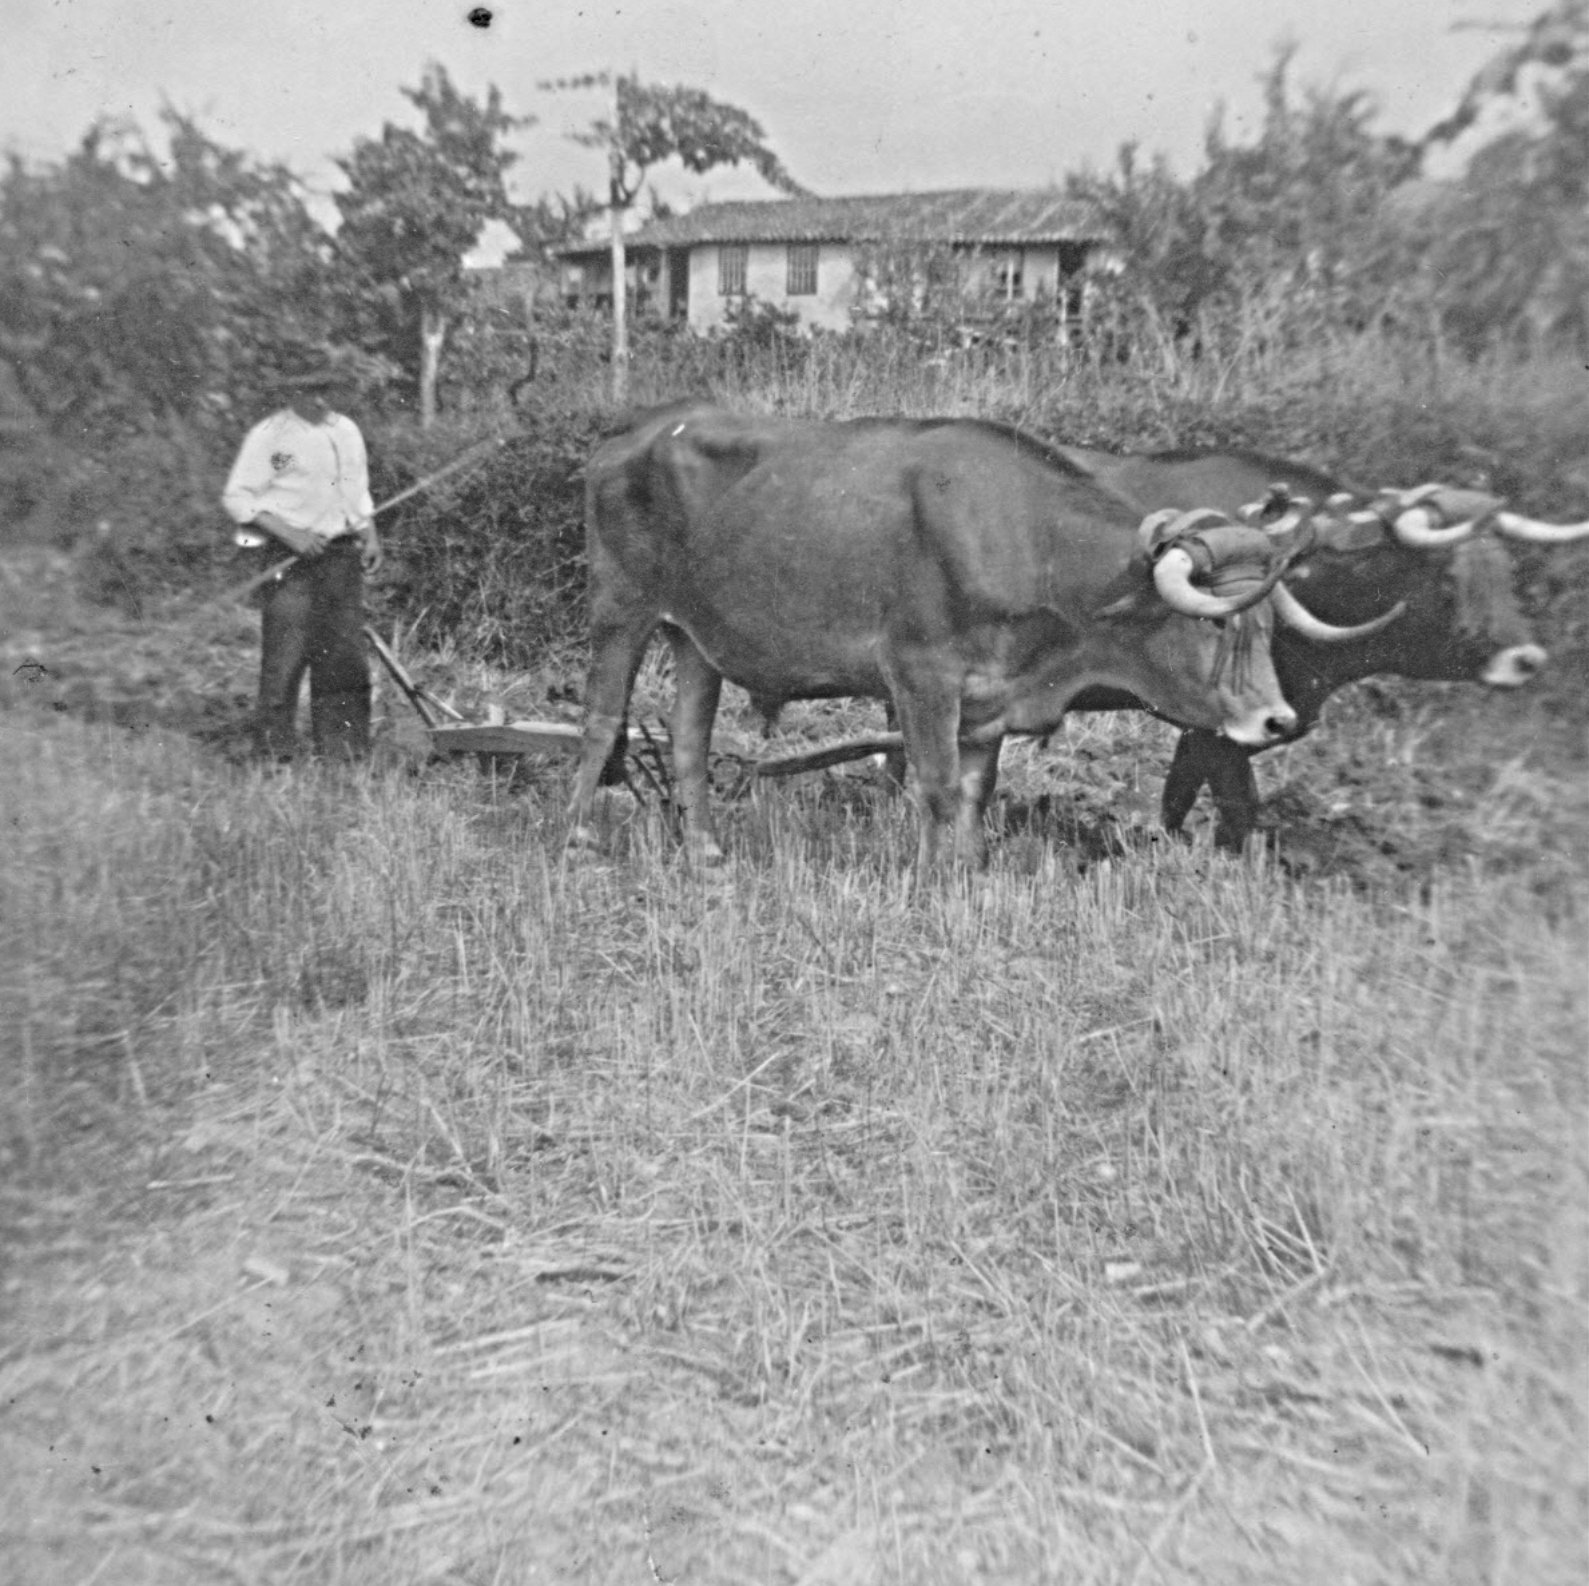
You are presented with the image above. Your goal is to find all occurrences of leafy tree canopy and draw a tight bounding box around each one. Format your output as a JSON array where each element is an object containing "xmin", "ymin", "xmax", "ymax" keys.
[
  {"xmin": 334, "ymin": 63, "xmax": 528, "ymax": 306},
  {"xmin": 333, "ymin": 63, "xmax": 530, "ymax": 421},
  {"xmin": 1414, "ymin": 1, "xmax": 1589, "ymax": 353},
  {"xmin": 505, "ymin": 186, "xmax": 605, "ymax": 260},
  {"xmin": 540, "ymin": 70, "xmax": 804, "ymax": 397},
  {"xmin": 0, "ymin": 110, "xmax": 338, "ymax": 438},
  {"xmin": 545, "ymin": 72, "xmax": 806, "ymax": 206},
  {"xmin": 1067, "ymin": 11, "xmax": 1589, "ymax": 359}
]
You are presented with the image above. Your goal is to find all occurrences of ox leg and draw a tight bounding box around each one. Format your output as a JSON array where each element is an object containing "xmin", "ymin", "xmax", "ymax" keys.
[
  {"xmin": 567, "ymin": 612, "xmax": 655, "ymax": 852},
  {"xmin": 954, "ymin": 735, "xmax": 1002, "ymax": 868},
  {"xmin": 668, "ymin": 630, "xmax": 726, "ymax": 865},
  {"xmin": 1160, "ymin": 729, "xmax": 1219, "ymax": 838},
  {"xmin": 1161, "ymin": 730, "xmax": 1260, "ymax": 851},
  {"xmin": 1206, "ymin": 746, "xmax": 1260, "ymax": 853},
  {"xmin": 889, "ymin": 678, "xmax": 964, "ymax": 872}
]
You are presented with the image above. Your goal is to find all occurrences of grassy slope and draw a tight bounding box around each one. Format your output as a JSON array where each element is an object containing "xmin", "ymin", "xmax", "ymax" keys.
[{"xmin": 2, "ymin": 657, "xmax": 1585, "ymax": 1584}]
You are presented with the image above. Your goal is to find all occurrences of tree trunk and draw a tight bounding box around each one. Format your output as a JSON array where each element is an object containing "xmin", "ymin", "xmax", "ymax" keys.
[
  {"xmin": 608, "ymin": 158, "xmax": 629, "ymax": 406},
  {"xmin": 419, "ymin": 304, "xmax": 449, "ymax": 430}
]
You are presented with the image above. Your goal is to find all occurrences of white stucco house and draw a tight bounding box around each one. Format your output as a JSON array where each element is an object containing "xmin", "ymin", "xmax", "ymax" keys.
[{"xmin": 554, "ymin": 189, "xmax": 1105, "ymax": 336}]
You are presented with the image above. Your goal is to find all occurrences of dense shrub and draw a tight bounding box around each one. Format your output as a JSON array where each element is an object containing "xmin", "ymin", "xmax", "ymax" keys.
[
  {"xmin": 69, "ymin": 420, "xmax": 238, "ymax": 615},
  {"xmin": 432, "ymin": 302, "xmax": 800, "ymax": 423},
  {"xmin": 1065, "ymin": 26, "xmax": 1589, "ymax": 366},
  {"xmin": 370, "ymin": 399, "xmax": 616, "ymax": 665}
]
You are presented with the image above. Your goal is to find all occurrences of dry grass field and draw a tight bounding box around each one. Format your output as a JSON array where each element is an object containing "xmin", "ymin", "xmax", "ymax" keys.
[{"xmin": 2, "ymin": 524, "xmax": 1585, "ymax": 1584}]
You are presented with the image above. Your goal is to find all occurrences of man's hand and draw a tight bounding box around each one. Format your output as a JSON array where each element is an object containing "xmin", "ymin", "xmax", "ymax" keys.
[
  {"xmin": 283, "ymin": 526, "xmax": 326, "ymax": 558},
  {"xmin": 356, "ymin": 520, "xmax": 384, "ymax": 575},
  {"xmin": 253, "ymin": 512, "xmax": 324, "ymax": 558}
]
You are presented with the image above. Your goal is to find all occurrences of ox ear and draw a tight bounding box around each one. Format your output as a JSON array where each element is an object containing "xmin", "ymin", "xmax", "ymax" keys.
[
  {"xmin": 1136, "ymin": 508, "xmax": 1185, "ymax": 558},
  {"xmin": 1094, "ymin": 578, "xmax": 1156, "ymax": 621},
  {"xmin": 1137, "ymin": 507, "xmax": 1228, "ymax": 559},
  {"xmin": 1419, "ymin": 485, "xmax": 1506, "ymax": 525},
  {"xmin": 1110, "ymin": 510, "xmax": 1206, "ymax": 619},
  {"xmin": 1323, "ymin": 513, "xmax": 1394, "ymax": 552}
]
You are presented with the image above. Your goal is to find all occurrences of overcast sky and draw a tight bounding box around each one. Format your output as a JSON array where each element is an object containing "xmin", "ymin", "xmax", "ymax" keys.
[{"xmin": 2, "ymin": 0, "xmax": 1547, "ymax": 230}]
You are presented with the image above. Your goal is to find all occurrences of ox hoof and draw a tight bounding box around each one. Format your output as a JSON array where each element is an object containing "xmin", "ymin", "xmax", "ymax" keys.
[
  {"xmin": 565, "ymin": 824, "xmax": 606, "ymax": 861},
  {"xmin": 685, "ymin": 840, "xmax": 728, "ymax": 871},
  {"xmin": 696, "ymin": 861, "xmax": 734, "ymax": 891}
]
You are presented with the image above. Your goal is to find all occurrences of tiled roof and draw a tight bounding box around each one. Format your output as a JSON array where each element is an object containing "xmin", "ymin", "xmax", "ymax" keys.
[{"xmin": 556, "ymin": 190, "xmax": 1099, "ymax": 256}]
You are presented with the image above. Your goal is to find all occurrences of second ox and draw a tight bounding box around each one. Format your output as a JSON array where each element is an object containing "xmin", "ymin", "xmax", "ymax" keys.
[
  {"xmin": 1057, "ymin": 443, "xmax": 1587, "ymax": 849},
  {"xmin": 567, "ymin": 404, "xmax": 1390, "ymax": 869}
]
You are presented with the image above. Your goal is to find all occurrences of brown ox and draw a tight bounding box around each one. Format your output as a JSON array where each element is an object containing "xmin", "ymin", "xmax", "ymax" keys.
[
  {"xmin": 569, "ymin": 405, "xmax": 1350, "ymax": 869},
  {"xmin": 1056, "ymin": 443, "xmax": 1586, "ymax": 848}
]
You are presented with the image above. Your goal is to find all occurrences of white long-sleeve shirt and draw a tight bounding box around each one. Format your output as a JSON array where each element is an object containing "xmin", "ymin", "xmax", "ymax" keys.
[{"xmin": 221, "ymin": 408, "xmax": 375, "ymax": 547}]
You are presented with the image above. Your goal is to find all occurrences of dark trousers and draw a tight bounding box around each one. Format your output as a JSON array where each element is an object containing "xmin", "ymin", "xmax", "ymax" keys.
[{"xmin": 254, "ymin": 540, "xmax": 370, "ymax": 760}]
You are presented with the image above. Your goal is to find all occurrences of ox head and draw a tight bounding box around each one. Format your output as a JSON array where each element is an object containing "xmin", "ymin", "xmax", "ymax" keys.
[
  {"xmin": 1097, "ymin": 508, "xmax": 1399, "ymax": 746},
  {"xmin": 1253, "ymin": 481, "xmax": 1582, "ymax": 687}
]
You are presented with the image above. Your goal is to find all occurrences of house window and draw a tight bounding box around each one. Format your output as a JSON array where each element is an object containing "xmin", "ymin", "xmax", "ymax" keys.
[
  {"xmin": 718, "ymin": 244, "xmax": 748, "ymax": 296},
  {"xmin": 993, "ymin": 253, "xmax": 1023, "ymax": 301},
  {"xmin": 787, "ymin": 243, "xmax": 818, "ymax": 296}
]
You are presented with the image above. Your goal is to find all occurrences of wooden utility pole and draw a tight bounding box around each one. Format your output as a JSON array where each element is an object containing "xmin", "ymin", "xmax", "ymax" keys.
[{"xmin": 608, "ymin": 144, "xmax": 629, "ymax": 405}]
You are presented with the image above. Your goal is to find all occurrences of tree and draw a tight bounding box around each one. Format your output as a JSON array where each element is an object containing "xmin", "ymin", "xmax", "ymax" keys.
[
  {"xmin": 334, "ymin": 63, "xmax": 529, "ymax": 427},
  {"xmin": 0, "ymin": 110, "xmax": 338, "ymax": 440},
  {"xmin": 506, "ymin": 185, "xmax": 605, "ymax": 259},
  {"xmin": 1197, "ymin": 53, "xmax": 1417, "ymax": 292},
  {"xmin": 1190, "ymin": 53, "xmax": 1419, "ymax": 344},
  {"xmin": 541, "ymin": 72, "xmax": 805, "ymax": 400},
  {"xmin": 1414, "ymin": 2, "xmax": 1589, "ymax": 355},
  {"xmin": 1067, "ymin": 51, "xmax": 1418, "ymax": 357},
  {"xmin": 1066, "ymin": 141, "xmax": 1222, "ymax": 351}
]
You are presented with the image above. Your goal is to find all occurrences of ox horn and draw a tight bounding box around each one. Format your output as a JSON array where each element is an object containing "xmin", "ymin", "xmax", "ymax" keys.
[
  {"xmin": 1380, "ymin": 484, "xmax": 1480, "ymax": 549},
  {"xmin": 1152, "ymin": 546, "xmax": 1287, "ymax": 619},
  {"xmin": 1391, "ymin": 505, "xmax": 1483, "ymax": 549},
  {"xmin": 1491, "ymin": 509, "xmax": 1589, "ymax": 545},
  {"xmin": 1271, "ymin": 582, "xmax": 1408, "ymax": 643}
]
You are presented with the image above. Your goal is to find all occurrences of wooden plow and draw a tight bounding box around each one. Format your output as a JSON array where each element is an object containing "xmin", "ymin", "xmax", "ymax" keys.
[{"xmin": 364, "ymin": 626, "xmax": 902, "ymax": 786}]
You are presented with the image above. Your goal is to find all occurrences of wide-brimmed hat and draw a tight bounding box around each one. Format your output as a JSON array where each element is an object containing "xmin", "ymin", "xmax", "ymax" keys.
[
  {"xmin": 263, "ymin": 343, "xmax": 365, "ymax": 392},
  {"xmin": 268, "ymin": 367, "xmax": 350, "ymax": 390}
]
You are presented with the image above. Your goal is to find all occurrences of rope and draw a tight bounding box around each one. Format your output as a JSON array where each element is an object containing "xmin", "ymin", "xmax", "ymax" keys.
[{"xmin": 1209, "ymin": 608, "xmax": 1258, "ymax": 689}]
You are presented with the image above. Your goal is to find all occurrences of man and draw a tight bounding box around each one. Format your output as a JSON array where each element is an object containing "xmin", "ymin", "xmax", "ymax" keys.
[{"xmin": 222, "ymin": 359, "xmax": 384, "ymax": 761}]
